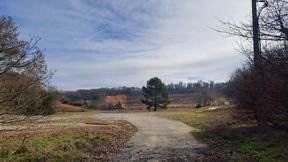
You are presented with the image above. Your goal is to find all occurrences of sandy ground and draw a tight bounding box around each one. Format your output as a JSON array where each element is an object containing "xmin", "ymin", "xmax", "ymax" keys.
[{"xmin": 96, "ymin": 112, "xmax": 207, "ymax": 162}]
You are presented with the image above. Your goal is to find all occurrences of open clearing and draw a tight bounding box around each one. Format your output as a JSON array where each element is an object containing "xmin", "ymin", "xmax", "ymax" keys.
[
  {"xmin": 1, "ymin": 106, "xmax": 287, "ymax": 161},
  {"xmin": 0, "ymin": 112, "xmax": 136, "ymax": 161},
  {"xmin": 0, "ymin": 110, "xmax": 207, "ymax": 161}
]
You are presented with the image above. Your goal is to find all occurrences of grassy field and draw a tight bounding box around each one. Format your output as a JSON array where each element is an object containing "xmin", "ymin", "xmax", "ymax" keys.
[
  {"xmin": 0, "ymin": 112, "xmax": 137, "ymax": 161},
  {"xmin": 159, "ymin": 106, "xmax": 288, "ymax": 162}
]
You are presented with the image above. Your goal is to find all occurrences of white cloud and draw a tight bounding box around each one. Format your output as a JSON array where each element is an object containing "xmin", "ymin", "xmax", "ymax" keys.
[{"xmin": 1, "ymin": 0, "xmax": 251, "ymax": 90}]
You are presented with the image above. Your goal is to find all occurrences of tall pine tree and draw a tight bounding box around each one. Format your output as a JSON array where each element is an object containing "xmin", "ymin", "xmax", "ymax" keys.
[{"xmin": 141, "ymin": 77, "xmax": 170, "ymax": 111}]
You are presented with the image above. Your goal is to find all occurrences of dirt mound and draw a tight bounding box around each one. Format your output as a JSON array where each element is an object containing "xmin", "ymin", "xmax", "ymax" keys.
[{"xmin": 54, "ymin": 102, "xmax": 86, "ymax": 112}]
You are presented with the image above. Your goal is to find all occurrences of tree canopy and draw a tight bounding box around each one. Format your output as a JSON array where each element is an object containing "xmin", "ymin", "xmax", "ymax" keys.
[
  {"xmin": 220, "ymin": 0, "xmax": 288, "ymax": 131},
  {"xmin": 141, "ymin": 77, "xmax": 170, "ymax": 111},
  {"xmin": 0, "ymin": 16, "xmax": 56, "ymax": 117}
]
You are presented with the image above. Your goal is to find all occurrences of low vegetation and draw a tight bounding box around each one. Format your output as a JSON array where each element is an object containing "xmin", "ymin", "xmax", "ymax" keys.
[
  {"xmin": 159, "ymin": 106, "xmax": 288, "ymax": 162},
  {"xmin": 0, "ymin": 115, "xmax": 137, "ymax": 161}
]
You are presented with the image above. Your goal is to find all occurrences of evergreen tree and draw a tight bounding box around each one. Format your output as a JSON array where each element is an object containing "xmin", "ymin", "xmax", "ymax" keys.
[{"xmin": 141, "ymin": 77, "xmax": 170, "ymax": 111}]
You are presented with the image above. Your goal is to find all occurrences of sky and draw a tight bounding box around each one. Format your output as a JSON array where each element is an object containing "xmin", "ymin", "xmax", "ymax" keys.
[{"xmin": 0, "ymin": 0, "xmax": 251, "ymax": 90}]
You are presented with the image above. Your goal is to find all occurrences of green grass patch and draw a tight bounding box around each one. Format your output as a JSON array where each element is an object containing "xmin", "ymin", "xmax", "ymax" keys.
[
  {"xmin": 0, "ymin": 120, "xmax": 137, "ymax": 161},
  {"xmin": 234, "ymin": 131, "xmax": 288, "ymax": 162},
  {"xmin": 0, "ymin": 130, "xmax": 104, "ymax": 161}
]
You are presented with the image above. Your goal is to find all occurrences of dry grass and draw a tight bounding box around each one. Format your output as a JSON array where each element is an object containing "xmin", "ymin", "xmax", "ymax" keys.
[
  {"xmin": 0, "ymin": 112, "xmax": 137, "ymax": 161},
  {"xmin": 103, "ymin": 93, "xmax": 198, "ymax": 110},
  {"xmin": 158, "ymin": 106, "xmax": 288, "ymax": 162},
  {"xmin": 159, "ymin": 106, "xmax": 236, "ymax": 130},
  {"xmin": 54, "ymin": 102, "xmax": 86, "ymax": 112}
]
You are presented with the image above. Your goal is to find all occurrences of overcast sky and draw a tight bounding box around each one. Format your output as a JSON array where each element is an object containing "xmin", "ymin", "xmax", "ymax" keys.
[{"xmin": 0, "ymin": 0, "xmax": 251, "ymax": 90}]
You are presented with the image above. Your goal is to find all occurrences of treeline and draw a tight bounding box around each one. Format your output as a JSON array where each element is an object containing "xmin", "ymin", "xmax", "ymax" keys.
[
  {"xmin": 167, "ymin": 81, "xmax": 228, "ymax": 107},
  {"xmin": 60, "ymin": 80, "xmax": 228, "ymax": 109},
  {"xmin": 166, "ymin": 81, "xmax": 227, "ymax": 94},
  {"xmin": 0, "ymin": 16, "xmax": 56, "ymax": 118},
  {"xmin": 61, "ymin": 87, "xmax": 141, "ymax": 103},
  {"xmin": 222, "ymin": 0, "xmax": 288, "ymax": 131}
]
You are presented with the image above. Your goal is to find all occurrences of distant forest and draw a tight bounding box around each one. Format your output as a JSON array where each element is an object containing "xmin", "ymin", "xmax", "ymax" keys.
[
  {"xmin": 60, "ymin": 80, "xmax": 228, "ymax": 109},
  {"xmin": 166, "ymin": 81, "xmax": 227, "ymax": 94}
]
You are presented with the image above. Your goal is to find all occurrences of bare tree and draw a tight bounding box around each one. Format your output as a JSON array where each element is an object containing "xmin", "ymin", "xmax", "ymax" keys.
[
  {"xmin": 0, "ymin": 16, "xmax": 56, "ymax": 119},
  {"xmin": 219, "ymin": 0, "xmax": 288, "ymax": 131},
  {"xmin": 219, "ymin": 0, "xmax": 288, "ymax": 43}
]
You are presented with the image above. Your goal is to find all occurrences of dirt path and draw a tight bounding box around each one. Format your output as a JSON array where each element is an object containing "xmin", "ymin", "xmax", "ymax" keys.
[{"xmin": 96, "ymin": 112, "xmax": 207, "ymax": 161}]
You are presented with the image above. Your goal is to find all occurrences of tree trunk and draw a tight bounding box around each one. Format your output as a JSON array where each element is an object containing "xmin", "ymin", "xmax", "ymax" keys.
[
  {"xmin": 256, "ymin": 107, "xmax": 268, "ymax": 132},
  {"xmin": 154, "ymin": 87, "xmax": 157, "ymax": 111},
  {"xmin": 252, "ymin": 0, "xmax": 267, "ymax": 133}
]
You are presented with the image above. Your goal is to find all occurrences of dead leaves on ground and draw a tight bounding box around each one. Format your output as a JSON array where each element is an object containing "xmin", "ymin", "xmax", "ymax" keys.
[{"xmin": 0, "ymin": 120, "xmax": 137, "ymax": 161}]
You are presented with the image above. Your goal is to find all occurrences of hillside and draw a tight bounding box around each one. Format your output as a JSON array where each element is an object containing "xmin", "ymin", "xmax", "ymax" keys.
[{"xmin": 60, "ymin": 82, "xmax": 228, "ymax": 110}]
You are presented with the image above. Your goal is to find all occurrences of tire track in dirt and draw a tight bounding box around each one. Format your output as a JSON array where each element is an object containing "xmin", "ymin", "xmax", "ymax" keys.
[{"xmin": 96, "ymin": 112, "xmax": 207, "ymax": 161}]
